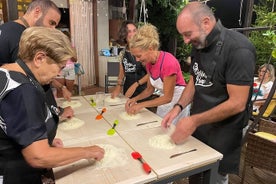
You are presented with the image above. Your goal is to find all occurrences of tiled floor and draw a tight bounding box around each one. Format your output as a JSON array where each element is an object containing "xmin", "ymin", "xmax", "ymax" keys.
[{"xmin": 79, "ymin": 85, "xmax": 276, "ymax": 184}]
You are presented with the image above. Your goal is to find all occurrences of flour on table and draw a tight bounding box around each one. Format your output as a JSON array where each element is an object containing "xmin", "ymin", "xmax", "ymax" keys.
[
  {"xmin": 94, "ymin": 144, "xmax": 128, "ymax": 169},
  {"xmin": 119, "ymin": 112, "xmax": 141, "ymax": 120},
  {"xmin": 149, "ymin": 134, "xmax": 176, "ymax": 150},
  {"xmin": 59, "ymin": 117, "xmax": 85, "ymax": 130},
  {"xmin": 105, "ymin": 96, "xmax": 121, "ymax": 103},
  {"xmin": 62, "ymin": 100, "xmax": 82, "ymax": 108}
]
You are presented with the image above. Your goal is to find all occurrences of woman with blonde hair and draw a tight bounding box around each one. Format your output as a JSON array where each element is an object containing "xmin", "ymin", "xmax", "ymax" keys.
[
  {"xmin": 252, "ymin": 63, "xmax": 275, "ymax": 113},
  {"xmin": 125, "ymin": 24, "xmax": 190, "ymax": 123}
]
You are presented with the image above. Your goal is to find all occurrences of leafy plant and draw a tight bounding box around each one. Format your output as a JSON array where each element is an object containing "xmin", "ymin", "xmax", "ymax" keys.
[
  {"xmin": 263, "ymin": 30, "xmax": 276, "ymax": 58},
  {"xmin": 248, "ymin": 0, "xmax": 276, "ymax": 65},
  {"xmin": 182, "ymin": 71, "xmax": 190, "ymax": 83},
  {"xmin": 270, "ymin": 31, "xmax": 276, "ymax": 59}
]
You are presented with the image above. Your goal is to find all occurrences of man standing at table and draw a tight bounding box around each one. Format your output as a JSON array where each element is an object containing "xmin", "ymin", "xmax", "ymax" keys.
[
  {"xmin": 0, "ymin": 0, "xmax": 74, "ymax": 123},
  {"xmin": 162, "ymin": 2, "xmax": 255, "ymax": 184}
]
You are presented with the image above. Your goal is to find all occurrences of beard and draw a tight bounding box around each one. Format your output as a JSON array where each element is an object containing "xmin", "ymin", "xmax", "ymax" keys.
[
  {"xmin": 193, "ymin": 32, "xmax": 207, "ymax": 49},
  {"xmin": 34, "ymin": 17, "xmax": 45, "ymax": 27},
  {"xmin": 191, "ymin": 26, "xmax": 207, "ymax": 49}
]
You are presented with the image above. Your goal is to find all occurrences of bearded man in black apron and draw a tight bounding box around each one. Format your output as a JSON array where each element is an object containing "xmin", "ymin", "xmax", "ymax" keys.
[{"xmin": 162, "ymin": 2, "xmax": 256, "ymax": 184}]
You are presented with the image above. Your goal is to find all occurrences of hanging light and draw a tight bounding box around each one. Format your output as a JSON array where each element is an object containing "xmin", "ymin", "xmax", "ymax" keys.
[
  {"xmin": 238, "ymin": 0, "xmax": 244, "ymax": 26},
  {"xmin": 123, "ymin": 0, "xmax": 127, "ymax": 20},
  {"xmin": 139, "ymin": 0, "xmax": 148, "ymax": 23}
]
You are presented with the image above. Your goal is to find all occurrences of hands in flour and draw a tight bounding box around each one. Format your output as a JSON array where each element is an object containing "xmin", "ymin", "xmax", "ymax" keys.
[
  {"xmin": 87, "ymin": 145, "xmax": 105, "ymax": 161},
  {"xmin": 125, "ymin": 98, "xmax": 137, "ymax": 114},
  {"xmin": 161, "ymin": 106, "xmax": 180, "ymax": 129},
  {"xmin": 59, "ymin": 106, "xmax": 74, "ymax": 120},
  {"xmin": 170, "ymin": 116, "xmax": 197, "ymax": 144}
]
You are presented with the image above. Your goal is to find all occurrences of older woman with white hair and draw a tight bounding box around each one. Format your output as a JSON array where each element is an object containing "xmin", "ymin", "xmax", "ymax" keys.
[{"xmin": 252, "ymin": 63, "xmax": 275, "ymax": 113}]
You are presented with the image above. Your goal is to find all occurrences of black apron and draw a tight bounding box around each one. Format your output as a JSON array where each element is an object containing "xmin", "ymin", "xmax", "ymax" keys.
[
  {"xmin": 122, "ymin": 51, "xmax": 147, "ymax": 97},
  {"xmin": 0, "ymin": 60, "xmax": 58, "ymax": 183}
]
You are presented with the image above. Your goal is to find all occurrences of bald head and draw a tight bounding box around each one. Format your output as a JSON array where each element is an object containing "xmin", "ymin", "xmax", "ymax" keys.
[
  {"xmin": 178, "ymin": 2, "xmax": 215, "ymax": 25},
  {"xmin": 176, "ymin": 2, "xmax": 216, "ymax": 49}
]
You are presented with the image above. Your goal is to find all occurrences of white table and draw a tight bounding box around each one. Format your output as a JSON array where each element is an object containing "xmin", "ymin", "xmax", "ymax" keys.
[
  {"xmin": 54, "ymin": 95, "xmax": 223, "ymax": 184},
  {"xmin": 56, "ymin": 96, "xmax": 95, "ymax": 114},
  {"xmin": 119, "ymin": 128, "xmax": 222, "ymax": 184},
  {"xmin": 55, "ymin": 110, "xmax": 113, "ymax": 146},
  {"xmin": 54, "ymin": 135, "xmax": 157, "ymax": 184}
]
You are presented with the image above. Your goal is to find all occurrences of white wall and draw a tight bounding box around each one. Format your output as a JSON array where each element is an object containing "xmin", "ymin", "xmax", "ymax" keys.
[
  {"xmin": 97, "ymin": 0, "xmax": 109, "ymax": 51},
  {"xmin": 97, "ymin": 0, "xmax": 110, "ymax": 87}
]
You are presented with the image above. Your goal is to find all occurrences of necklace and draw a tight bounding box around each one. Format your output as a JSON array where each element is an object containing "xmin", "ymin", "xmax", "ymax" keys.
[{"xmin": 19, "ymin": 17, "xmax": 30, "ymax": 28}]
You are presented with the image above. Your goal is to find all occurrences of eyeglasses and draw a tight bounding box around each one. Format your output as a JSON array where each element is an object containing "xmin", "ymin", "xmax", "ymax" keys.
[{"xmin": 258, "ymin": 69, "xmax": 270, "ymax": 74}]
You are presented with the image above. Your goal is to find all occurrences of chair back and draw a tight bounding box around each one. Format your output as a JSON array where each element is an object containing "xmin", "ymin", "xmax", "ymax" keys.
[
  {"xmin": 241, "ymin": 118, "xmax": 276, "ymax": 183},
  {"xmin": 107, "ymin": 62, "xmax": 120, "ymax": 76},
  {"xmin": 263, "ymin": 93, "xmax": 276, "ymax": 117},
  {"xmin": 252, "ymin": 93, "xmax": 276, "ymax": 118},
  {"xmin": 105, "ymin": 62, "xmax": 120, "ymax": 93}
]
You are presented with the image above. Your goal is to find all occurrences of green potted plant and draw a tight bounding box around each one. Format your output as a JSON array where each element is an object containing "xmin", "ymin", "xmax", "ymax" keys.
[{"xmin": 248, "ymin": 0, "xmax": 276, "ymax": 66}]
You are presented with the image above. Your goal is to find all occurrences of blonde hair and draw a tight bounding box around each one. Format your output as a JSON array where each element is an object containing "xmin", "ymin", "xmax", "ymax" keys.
[
  {"xmin": 129, "ymin": 23, "xmax": 160, "ymax": 51},
  {"xmin": 18, "ymin": 27, "xmax": 76, "ymax": 64},
  {"xmin": 259, "ymin": 64, "xmax": 275, "ymax": 81}
]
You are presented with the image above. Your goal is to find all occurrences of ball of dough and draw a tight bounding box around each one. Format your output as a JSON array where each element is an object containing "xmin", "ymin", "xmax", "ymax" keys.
[
  {"xmin": 119, "ymin": 112, "xmax": 141, "ymax": 120},
  {"xmin": 59, "ymin": 117, "xmax": 85, "ymax": 130},
  {"xmin": 149, "ymin": 134, "xmax": 176, "ymax": 150},
  {"xmin": 62, "ymin": 100, "xmax": 82, "ymax": 108}
]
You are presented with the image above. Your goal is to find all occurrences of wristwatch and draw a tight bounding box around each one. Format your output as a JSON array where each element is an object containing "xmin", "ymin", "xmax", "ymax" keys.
[
  {"xmin": 174, "ymin": 103, "xmax": 183, "ymax": 111},
  {"xmin": 57, "ymin": 106, "xmax": 64, "ymax": 116}
]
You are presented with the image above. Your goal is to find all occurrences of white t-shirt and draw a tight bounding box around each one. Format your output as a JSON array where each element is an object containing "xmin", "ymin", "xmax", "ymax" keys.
[{"xmin": 252, "ymin": 79, "xmax": 273, "ymax": 112}]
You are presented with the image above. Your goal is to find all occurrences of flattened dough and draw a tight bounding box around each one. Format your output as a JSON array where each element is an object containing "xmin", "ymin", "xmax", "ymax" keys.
[
  {"xmin": 62, "ymin": 100, "xmax": 82, "ymax": 108},
  {"xmin": 149, "ymin": 134, "xmax": 176, "ymax": 150},
  {"xmin": 119, "ymin": 112, "xmax": 142, "ymax": 120},
  {"xmin": 59, "ymin": 117, "xmax": 85, "ymax": 130},
  {"xmin": 94, "ymin": 144, "xmax": 128, "ymax": 169},
  {"xmin": 105, "ymin": 96, "xmax": 121, "ymax": 103}
]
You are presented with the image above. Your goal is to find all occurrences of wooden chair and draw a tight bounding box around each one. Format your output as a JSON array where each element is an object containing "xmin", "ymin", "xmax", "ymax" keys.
[
  {"xmin": 241, "ymin": 118, "xmax": 276, "ymax": 183},
  {"xmin": 242, "ymin": 81, "xmax": 276, "ymax": 183},
  {"xmin": 252, "ymin": 93, "xmax": 276, "ymax": 118}
]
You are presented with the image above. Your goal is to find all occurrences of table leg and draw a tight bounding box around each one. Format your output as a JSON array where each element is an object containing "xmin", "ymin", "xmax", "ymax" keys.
[
  {"xmin": 77, "ymin": 74, "xmax": 81, "ymax": 95},
  {"xmin": 151, "ymin": 159, "xmax": 221, "ymax": 184},
  {"xmin": 205, "ymin": 160, "xmax": 219, "ymax": 184}
]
